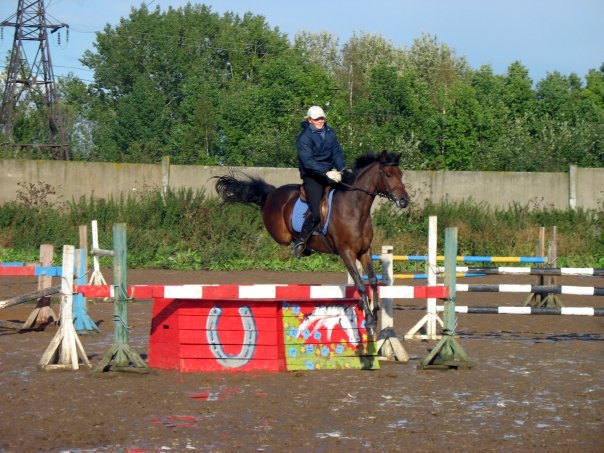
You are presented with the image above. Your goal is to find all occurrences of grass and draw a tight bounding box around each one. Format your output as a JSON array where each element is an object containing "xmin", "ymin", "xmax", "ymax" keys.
[{"xmin": 0, "ymin": 185, "xmax": 602, "ymax": 270}]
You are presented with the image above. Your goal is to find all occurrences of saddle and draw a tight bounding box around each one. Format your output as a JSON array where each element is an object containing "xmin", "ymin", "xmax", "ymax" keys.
[{"xmin": 299, "ymin": 184, "xmax": 331, "ymax": 227}]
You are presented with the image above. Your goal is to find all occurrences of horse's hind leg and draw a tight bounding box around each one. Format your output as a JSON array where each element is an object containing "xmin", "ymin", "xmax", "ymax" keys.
[
  {"xmin": 340, "ymin": 251, "xmax": 377, "ymax": 333},
  {"xmin": 359, "ymin": 249, "xmax": 380, "ymax": 316}
]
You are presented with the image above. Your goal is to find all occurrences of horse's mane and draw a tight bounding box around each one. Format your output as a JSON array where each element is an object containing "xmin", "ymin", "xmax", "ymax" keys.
[{"xmin": 342, "ymin": 151, "xmax": 400, "ymax": 185}]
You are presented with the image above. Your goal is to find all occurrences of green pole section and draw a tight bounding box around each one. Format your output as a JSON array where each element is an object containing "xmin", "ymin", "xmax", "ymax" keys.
[
  {"xmin": 94, "ymin": 223, "xmax": 147, "ymax": 373},
  {"xmin": 113, "ymin": 223, "xmax": 128, "ymax": 366},
  {"xmin": 420, "ymin": 227, "xmax": 472, "ymax": 369}
]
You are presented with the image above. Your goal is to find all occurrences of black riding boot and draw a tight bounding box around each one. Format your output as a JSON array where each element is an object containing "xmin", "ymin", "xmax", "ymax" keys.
[{"xmin": 293, "ymin": 214, "xmax": 319, "ymax": 259}]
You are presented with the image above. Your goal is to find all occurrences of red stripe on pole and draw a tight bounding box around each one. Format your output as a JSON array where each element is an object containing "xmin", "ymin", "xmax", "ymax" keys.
[
  {"xmin": 415, "ymin": 286, "xmax": 449, "ymax": 298},
  {"xmin": 0, "ymin": 267, "xmax": 37, "ymax": 276}
]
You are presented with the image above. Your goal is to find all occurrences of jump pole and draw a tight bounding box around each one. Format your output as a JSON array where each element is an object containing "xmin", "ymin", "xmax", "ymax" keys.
[
  {"xmin": 376, "ymin": 245, "xmax": 409, "ymax": 361},
  {"xmin": 94, "ymin": 223, "xmax": 147, "ymax": 373},
  {"xmin": 38, "ymin": 245, "xmax": 91, "ymax": 371},
  {"xmin": 405, "ymin": 216, "xmax": 442, "ymax": 340},
  {"xmin": 420, "ymin": 227, "xmax": 472, "ymax": 369}
]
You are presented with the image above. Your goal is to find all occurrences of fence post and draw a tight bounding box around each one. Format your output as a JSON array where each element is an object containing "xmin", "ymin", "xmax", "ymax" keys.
[
  {"xmin": 376, "ymin": 245, "xmax": 408, "ymax": 362},
  {"xmin": 88, "ymin": 220, "xmax": 107, "ymax": 286},
  {"xmin": 420, "ymin": 227, "xmax": 472, "ymax": 369},
  {"xmin": 94, "ymin": 223, "xmax": 147, "ymax": 372}
]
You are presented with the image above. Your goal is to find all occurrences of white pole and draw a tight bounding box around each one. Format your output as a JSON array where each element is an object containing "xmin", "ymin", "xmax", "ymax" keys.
[
  {"xmin": 88, "ymin": 220, "xmax": 107, "ymax": 286},
  {"xmin": 426, "ymin": 215, "xmax": 438, "ymax": 339},
  {"xmin": 376, "ymin": 245, "xmax": 408, "ymax": 361},
  {"xmin": 380, "ymin": 245, "xmax": 394, "ymax": 331},
  {"xmin": 405, "ymin": 215, "xmax": 443, "ymax": 340}
]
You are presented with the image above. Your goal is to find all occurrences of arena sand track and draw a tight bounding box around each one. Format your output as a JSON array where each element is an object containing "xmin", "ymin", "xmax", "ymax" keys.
[{"xmin": 0, "ymin": 270, "xmax": 602, "ymax": 452}]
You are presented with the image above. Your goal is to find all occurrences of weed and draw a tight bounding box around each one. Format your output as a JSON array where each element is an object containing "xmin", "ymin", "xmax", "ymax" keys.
[{"xmin": 0, "ymin": 188, "xmax": 602, "ymax": 269}]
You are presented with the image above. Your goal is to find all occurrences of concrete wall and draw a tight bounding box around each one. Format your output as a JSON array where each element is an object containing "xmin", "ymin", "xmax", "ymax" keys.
[
  {"xmin": 575, "ymin": 167, "xmax": 604, "ymax": 210},
  {"xmin": 1, "ymin": 158, "xmax": 603, "ymax": 211}
]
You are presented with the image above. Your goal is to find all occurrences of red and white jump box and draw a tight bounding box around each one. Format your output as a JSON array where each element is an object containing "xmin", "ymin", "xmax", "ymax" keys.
[{"xmin": 147, "ymin": 284, "xmax": 380, "ymax": 372}]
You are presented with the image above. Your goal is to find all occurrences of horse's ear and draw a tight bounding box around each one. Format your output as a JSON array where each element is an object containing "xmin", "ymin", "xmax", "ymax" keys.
[
  {"xmin": 379, "ymin": 150, "xmax": 389, "ymax": 161},
  {"xmin": 378, "ymin": 150, "xmax": 400, "ymax": 165}
]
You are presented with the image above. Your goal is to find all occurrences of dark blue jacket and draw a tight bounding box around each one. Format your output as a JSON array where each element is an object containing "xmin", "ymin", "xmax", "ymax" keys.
[{"xmin": 296, "ymin": 121, "xmax": 346, "ymax": 178}]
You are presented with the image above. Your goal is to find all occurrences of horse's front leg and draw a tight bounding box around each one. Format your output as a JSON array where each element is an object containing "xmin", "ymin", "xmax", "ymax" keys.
[
  {"xmin": 340, "ymin": 251, "xmax": 377, "ymax": 333},
  {"xmin": 358, "ymin": 249, "xmax": 380, "ymax": 317}
]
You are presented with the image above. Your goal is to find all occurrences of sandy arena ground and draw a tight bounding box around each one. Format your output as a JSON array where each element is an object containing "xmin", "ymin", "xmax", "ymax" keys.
[{"xmin": 0, "ymin": 270, "xmax": 602, "ymax": 452}]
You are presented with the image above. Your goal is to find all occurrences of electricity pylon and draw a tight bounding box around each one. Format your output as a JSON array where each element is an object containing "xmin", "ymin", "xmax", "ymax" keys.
[{"xmin": 0, "ymin": 0, "xmax": 70, "ymax": 159}]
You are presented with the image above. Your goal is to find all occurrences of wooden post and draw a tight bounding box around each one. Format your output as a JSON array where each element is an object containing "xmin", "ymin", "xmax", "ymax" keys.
[
  {"xmin": 94, "ymin": 223, "xmax": 147, "ymax": 372},
  {"xmin": 39, "ymin": 245, "xmax": 91, "ymax": 370},
  {"xmin": 541, "ymin": 226, "xmax": 563, "ymax": 308},
  {"xmin": 525, "ymin": 226, "xmax": 562, "ymax": 308},
  {"xmin": 88, "ymin": 220, "xmax": 107, "ymax": 286},
  {"xmin": 376, "ymin": 245, "xmax": 409, "ymax": 361},
  {"xmin": 420, "ymin": 227, "xmax": 472, "ymax": 369},
  {"xmin": 23, "ymin": 244, "xmax": 57, "ymax": 329}
]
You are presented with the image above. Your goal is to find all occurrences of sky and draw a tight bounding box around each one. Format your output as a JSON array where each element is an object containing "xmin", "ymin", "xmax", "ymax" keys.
[{"xmin": 0, "ymin": 0, "xmax": 602, "ymax": 85}]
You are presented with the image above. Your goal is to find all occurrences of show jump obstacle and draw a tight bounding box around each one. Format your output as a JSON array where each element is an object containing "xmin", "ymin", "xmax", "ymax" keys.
[{"xmin": 76, "ymin": 283, "xmax": 447, "ymax": 372}]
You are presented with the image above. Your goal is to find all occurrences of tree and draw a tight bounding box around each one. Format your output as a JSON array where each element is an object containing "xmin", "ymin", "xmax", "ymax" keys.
[
  {"xmin": 334, "ymin": 33, "xmax": 405, "ymax": 150},
  {"xmin": 294, "ymin": 31, "xmax": 341, "ymax": 78},
  {"xmin": 30, "ymin": 3, "xmax": 600, "ymax": 171},
  {"xmin": 503, "ymin": 61, "xmax": 535, "ymax": 121},
  {"xmin": 77, "ymin": 4, "xmax": 334, "ymax": 166}
]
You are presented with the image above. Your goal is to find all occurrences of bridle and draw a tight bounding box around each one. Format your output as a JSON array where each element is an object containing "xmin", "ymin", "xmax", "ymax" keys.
[{"xmin": 338, "ymin": 161, "xmax": 406, "ymax": 203}]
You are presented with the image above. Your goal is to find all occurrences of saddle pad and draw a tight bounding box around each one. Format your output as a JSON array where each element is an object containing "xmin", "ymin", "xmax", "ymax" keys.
[{"xmin": 292, "ymin": 190, "xmax": 335, "ymax": 234}]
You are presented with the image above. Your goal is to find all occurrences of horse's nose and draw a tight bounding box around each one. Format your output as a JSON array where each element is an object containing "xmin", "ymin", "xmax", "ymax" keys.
[{"xmin": 397, "ymin": 197, "xmax": 409, "ymax": 209}]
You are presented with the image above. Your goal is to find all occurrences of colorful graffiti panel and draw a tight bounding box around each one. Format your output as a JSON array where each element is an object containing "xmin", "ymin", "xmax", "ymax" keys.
[{"xmin": 282, "ymin": 302, "xmax": 379, "ymax": 371}]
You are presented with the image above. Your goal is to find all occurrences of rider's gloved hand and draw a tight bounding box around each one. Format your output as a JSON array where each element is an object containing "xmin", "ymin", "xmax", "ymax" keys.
[{"xmin": 326, "ymin": 170, "xmax": 342, "ymax": 183}]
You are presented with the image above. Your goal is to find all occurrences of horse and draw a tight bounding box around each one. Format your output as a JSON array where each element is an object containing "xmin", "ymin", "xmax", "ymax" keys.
[{"xmin": 214, "ymin": 150, "xmax": 410, "ymax": 332}]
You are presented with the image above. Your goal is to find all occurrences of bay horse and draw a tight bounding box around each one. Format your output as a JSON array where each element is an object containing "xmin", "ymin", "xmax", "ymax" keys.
[{"xmin": 214, "ymin": 150, "xmax": 410, "ymax": 331}]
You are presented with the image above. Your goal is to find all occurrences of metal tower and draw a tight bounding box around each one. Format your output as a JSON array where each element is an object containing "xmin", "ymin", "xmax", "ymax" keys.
[{"xmin": 1, "ymin": 0, "xmax": 69, "ymax": 159}]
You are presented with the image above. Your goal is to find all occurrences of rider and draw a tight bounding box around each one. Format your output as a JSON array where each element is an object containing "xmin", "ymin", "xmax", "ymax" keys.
[{"xmin": 293, "ymin": 105, "xmax": 347, "ymax": 259}]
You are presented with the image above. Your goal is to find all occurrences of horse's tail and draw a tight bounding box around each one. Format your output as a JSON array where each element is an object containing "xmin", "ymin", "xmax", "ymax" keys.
[{"xmin": 213, "ymin": 172, "xmax": 276, "ymax": 209}]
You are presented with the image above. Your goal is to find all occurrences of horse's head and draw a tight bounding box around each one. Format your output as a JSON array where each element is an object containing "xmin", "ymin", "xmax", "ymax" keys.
[{"xmin": 376, "ymin": 150, "xmax": 410, "ymax": 209}]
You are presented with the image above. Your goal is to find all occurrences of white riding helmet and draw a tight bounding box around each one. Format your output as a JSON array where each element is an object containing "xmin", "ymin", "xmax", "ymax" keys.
[{"xmin": 305, "ymin": 105, "xmax": 326, "ymax": 120}]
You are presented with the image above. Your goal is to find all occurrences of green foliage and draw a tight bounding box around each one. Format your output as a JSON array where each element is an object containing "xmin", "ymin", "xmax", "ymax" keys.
[
  {"xmin": 3, "ymin": 5, "xmax": 603, "ymax": 171},
  {"xmin": 371, "ymin": 199, "xmax": 603, "ymax": 267},
  {"xmin": 0, "ymin": 189, "xmax": 601, "ymax": 270}
]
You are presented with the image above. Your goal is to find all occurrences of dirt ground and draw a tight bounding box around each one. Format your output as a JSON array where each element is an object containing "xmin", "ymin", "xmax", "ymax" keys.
[{"xmin": 0, "ymin": 269, "xmax": 602, "ymax": 452}]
